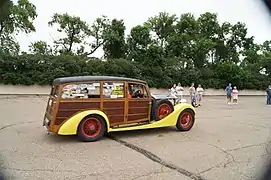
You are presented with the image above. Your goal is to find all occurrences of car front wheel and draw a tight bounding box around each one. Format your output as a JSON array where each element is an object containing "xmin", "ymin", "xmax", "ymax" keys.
[{"xmin": 176, "ymin": 109, "xmax": 195, "ymax": 131}]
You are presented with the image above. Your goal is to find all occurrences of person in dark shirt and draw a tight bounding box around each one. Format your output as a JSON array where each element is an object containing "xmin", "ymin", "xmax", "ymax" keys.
[
  {"xmin": 191, "ymin": 95, "xmax": 198, "ymax": 108},
  {"xmin": 266, "ymin": 85, "xmax": 271, "ymax": 105},
  {"xmin": 225, "ymin": 83, "xmax": 233, "ymax": 105}
]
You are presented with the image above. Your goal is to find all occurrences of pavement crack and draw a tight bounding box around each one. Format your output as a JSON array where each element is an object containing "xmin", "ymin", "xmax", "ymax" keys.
[
  {"xmin": 176, "ymin": 135, "xmax": 236, "ymax": 167},
  {"xmin": 163, "ymin": 135, "xmax": 236, "ymax": 176},
  {"xmin": 2, "ymin": 167, "xmax": 78, "ymax": 173},
  {"xmin": 197, "ymin": 159, "xmax": 234, "ymax": 175},
  {"xmin": 226, "ymin": 141, "xmax": 271, "ymax": 152},
  {"xmin": 107, "ymin": 135, "xmax": 207, "ymax": 180},
  {"xmin": 0, "ymin": 121, "xmax": 36, "ymax": 131},
  {"xmin": 197, "ymin": 164, "xmax": 222, "ymax": 175},
  {"xmin": 205, "ymin": 143, "xmax": 235, "ymax": 162},
  {"xmin": 131, "ymin": 169, "xmax": 164, "ymax": 180},
  {"xmin": 196, "ymin": 144, "xmax": 235, "ymax": 176}
]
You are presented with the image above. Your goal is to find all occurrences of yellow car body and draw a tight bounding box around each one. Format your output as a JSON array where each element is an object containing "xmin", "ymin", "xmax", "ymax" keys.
[{"xmin": 58, "ymin": 103, "xmax": 195, "ymax": 135}]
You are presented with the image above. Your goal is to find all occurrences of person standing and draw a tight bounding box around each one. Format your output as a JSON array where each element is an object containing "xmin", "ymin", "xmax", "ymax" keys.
[
  {"xmin": 170, "ymin": 84, "xmax": 177, "ymax": 96},
  {"xmin": 189, "ymin": 83, "xmax": 196, "ymax": 103},
  {"xmin": 196, "ymin": 84, "xmax": 204, "ymax": 106},
  {"xmin": 170, "ymin": 84, "xmax": 177, "ymax": 105},
  {"xmin": 191, "ymin": 94, "xmax": 198, "ymax": 108},
  {"xmin": 176, "ymin": 83, "xmax": 184, "ymax": 103},
  {"xmin": 266, "ymin": 85, "xmax": 271, "ymax": 105},
  {"xmin": 232, "ymin": 86, "xmax": 239, "ymax": 105},
  {"xmin": 225, "ymin": 83, "xmax": 233, "ymax": 105}
]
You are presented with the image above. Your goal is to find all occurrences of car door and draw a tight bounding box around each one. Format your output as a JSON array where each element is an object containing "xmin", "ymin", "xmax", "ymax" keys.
[
  {"xmin": 102, "ymin": 81, "xmax": 126, "ymax": 126},
  {"xmin": 126, "ymin": 82, "xmax": 151, "ymax": 123}
]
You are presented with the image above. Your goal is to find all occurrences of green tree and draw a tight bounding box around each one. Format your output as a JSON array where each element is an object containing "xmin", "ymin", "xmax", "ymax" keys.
[
  {"xmin": 126, "ymin": 25, "xmax": 152, "ymax": 62},
  {"xmin": 29, "ymin": 40, "xmax": 53, "ymax": 55},
  {"xmin": 48, "ymin": 13, "xmax": 90, "ymax": 55},
  {"xmin": 0, "ymin": 0, "xmax": 37, "ymax": 35},
  {"xmin": 0, "ymin": 0, "xmax": 13, "ymax": 35},
  {"xmin": 145, "ymin": 12, "xmax": 177, "ymax": 48},
  {"xmin": 1, "ymin": 10, "xmax": 270, "ymax": 90},
  {"xmin": 0, "ymin": 0, "xmax": 37, "ymax": 55},
  {"xmin": 0, "ymin": 32, "xmax": 20, "ymax": 56},
  {"xmin": 86, "ymin": 16, "xmax": 110, "ymax": 56},
  {"xmin": 196, "ymin": 12, "xmax": 219, "ymax": 66},
  {"xmin": 103, "ymin": 19, "xmax": 126, "ymax": 59}
]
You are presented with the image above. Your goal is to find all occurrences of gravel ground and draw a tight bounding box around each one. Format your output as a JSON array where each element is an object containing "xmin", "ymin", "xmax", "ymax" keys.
[{"xmin": 0, "ymin": 95, "xmax": 270, "ymax": 180}]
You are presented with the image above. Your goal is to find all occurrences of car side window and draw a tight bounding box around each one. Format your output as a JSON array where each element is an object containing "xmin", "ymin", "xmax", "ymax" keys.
[
  {"xmin": 61, "ymin": 83, "xmax": 100, "ymax": 99},
  {"xmin": 103, "ymin": 82, "xmax": 125, "ymax": 98},
  {"xmin": 128, "ymin": 83, "xmax": 147, "ymax": 98}
]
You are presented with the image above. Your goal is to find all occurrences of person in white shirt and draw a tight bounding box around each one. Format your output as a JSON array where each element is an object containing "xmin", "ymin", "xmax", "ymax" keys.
[
  {"xmin": 232, "ymin": 86, "xmax": 238, "ymax": 105},
  {"xmin": 176, "ymin": 83, "xmax": 184, "ymax": 103},
  {"xmin": 196, "ymin": 84, "xmax": 204, "ymax": 106},
  {"xmin": 170, "ymin": 84, "xmax": 177, "ymax": 96}
]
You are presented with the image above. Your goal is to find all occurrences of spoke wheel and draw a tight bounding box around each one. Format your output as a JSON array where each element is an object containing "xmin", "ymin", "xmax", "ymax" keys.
[
  {"xmin": 151, "ymin": 99, "xmax": 174, "ymax": 121},
  {"xmin": 81, "ymin": 117, "xmax": 102, "ymax": 138},
  {"xmin": 77, "ymin": 115, "xmax": 106, "ymax": 142},
  {"xmin": 176, "ymin": 109, "xmax": 195, "ymax": 131},
  {"xmin": 157, "ymin": 104, "xmax": 173, "ymax": 119}
]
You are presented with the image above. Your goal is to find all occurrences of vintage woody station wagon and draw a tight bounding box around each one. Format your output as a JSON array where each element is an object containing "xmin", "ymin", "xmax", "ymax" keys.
[{"xmin": 43, "ymin": 76, "xmax": 196, "ymax": 142}]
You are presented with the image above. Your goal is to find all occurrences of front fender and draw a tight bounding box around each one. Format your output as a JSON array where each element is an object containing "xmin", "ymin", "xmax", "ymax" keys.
[
  {"xmin": 58, "ymin": 110, "xmax": 110, "ymax": 135},
  {"xmin": 150, "ymin": 102, "xmax": 196, "ymax": 127}
]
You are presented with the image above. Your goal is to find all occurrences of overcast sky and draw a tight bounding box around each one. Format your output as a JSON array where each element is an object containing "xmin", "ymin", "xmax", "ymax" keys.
[{"xmin": 15, "ymin": 0, "xmax": 271, "ymax": 57}]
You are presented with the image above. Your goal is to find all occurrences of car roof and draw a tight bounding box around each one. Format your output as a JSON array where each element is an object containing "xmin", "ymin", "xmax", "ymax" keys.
[{"xmin": 53, "ymin": 76, "xmax": 147, "ymax": 85}]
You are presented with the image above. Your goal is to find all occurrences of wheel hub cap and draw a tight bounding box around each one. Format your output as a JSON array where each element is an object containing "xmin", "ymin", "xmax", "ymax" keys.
[
  {"xmin": 90, "ymin": 125, "xmax": 95, "ymax": 131},
  {"xmin": 185, "ymin": 116, "xmax": 190, "ymax": 124},
  {"xmin": 163, "ymin": 110, "xmax": 168, "ymax": 114},
  {"xmin": 181, "ymin": 114, "xmax": 190, "ymax": 125},
  {"xmin": 157, "ymin": 104, "xmax": 172, "ymax": 119},
  {"xmin": 87, "ymin": 122, "xmax": 96, "ymax": 131}
]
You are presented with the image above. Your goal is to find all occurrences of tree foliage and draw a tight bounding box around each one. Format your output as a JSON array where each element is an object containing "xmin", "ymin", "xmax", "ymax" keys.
[
  {"xmin": 0, "ymin": 0, "xmax": 37, "ymax": 55},
  {"xmin": 0, "ymin": 7, "xmax": 270, "ymax": 90},
  {"xmin": 48, "ymin": 13, "xmax": 90, "ymax": 55},
  {"xmin": 28, "ymin": 40, "xmax": 52, "ymax": 55}
]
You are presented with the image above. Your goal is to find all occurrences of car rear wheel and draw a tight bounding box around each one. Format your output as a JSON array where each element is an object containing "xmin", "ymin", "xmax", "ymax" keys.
[
  {"xmin": 152, "ymin": 99, "xmax": 174, "ymax": 121},
  {"xmin": 176, "ymin": 109, "xmax": 195, "ymax": 131},
  {"xmin": 77, "ymin": 115, "xmax": 106, "ymax": 142}
]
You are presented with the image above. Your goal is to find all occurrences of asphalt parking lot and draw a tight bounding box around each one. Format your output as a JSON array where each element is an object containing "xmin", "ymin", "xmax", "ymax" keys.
[{"xmin": 0, "ymin": 95, "xmax": 271, "ymax": 180}]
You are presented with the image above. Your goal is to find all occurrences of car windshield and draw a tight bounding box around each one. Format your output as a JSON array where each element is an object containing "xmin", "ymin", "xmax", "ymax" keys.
[{"xmin": 51, "ymin": 85, "xmax": 59, "ymax": 98}]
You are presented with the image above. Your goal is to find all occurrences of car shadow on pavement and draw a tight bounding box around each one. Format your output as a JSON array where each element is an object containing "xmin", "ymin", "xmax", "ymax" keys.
[
  {"xmin": 107, "ymin": 126, "xmax": 178, "ymax": 139},
  {"xmin": 43, "ymin": 127, "xmax": 179, "ymax": 143},
  {"xmin": 44, "ymin": 133, "xmax": 80, "ymax": 143}
]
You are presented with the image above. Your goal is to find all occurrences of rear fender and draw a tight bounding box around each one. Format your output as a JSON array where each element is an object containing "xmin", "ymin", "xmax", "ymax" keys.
[{"xmin": 58, "ymin": 110, "xmax": 110, "ymax": 135}]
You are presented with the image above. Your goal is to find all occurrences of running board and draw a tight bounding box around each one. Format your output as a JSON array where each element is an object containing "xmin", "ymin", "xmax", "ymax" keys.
[{"xmin": 111, "ymin": 121, "xmax": 154, "ymax": 129}]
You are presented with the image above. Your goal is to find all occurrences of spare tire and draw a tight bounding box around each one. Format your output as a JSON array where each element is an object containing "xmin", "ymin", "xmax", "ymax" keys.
[{"xmin": 151, "ymin": 99, "xmax": 174, "ymax": 121}]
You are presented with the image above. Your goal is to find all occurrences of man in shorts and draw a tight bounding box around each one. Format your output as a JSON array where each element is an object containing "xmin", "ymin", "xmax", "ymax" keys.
[{"xmin": 225, "ymin": 83, "xmax": 233, "ymax": 105}]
